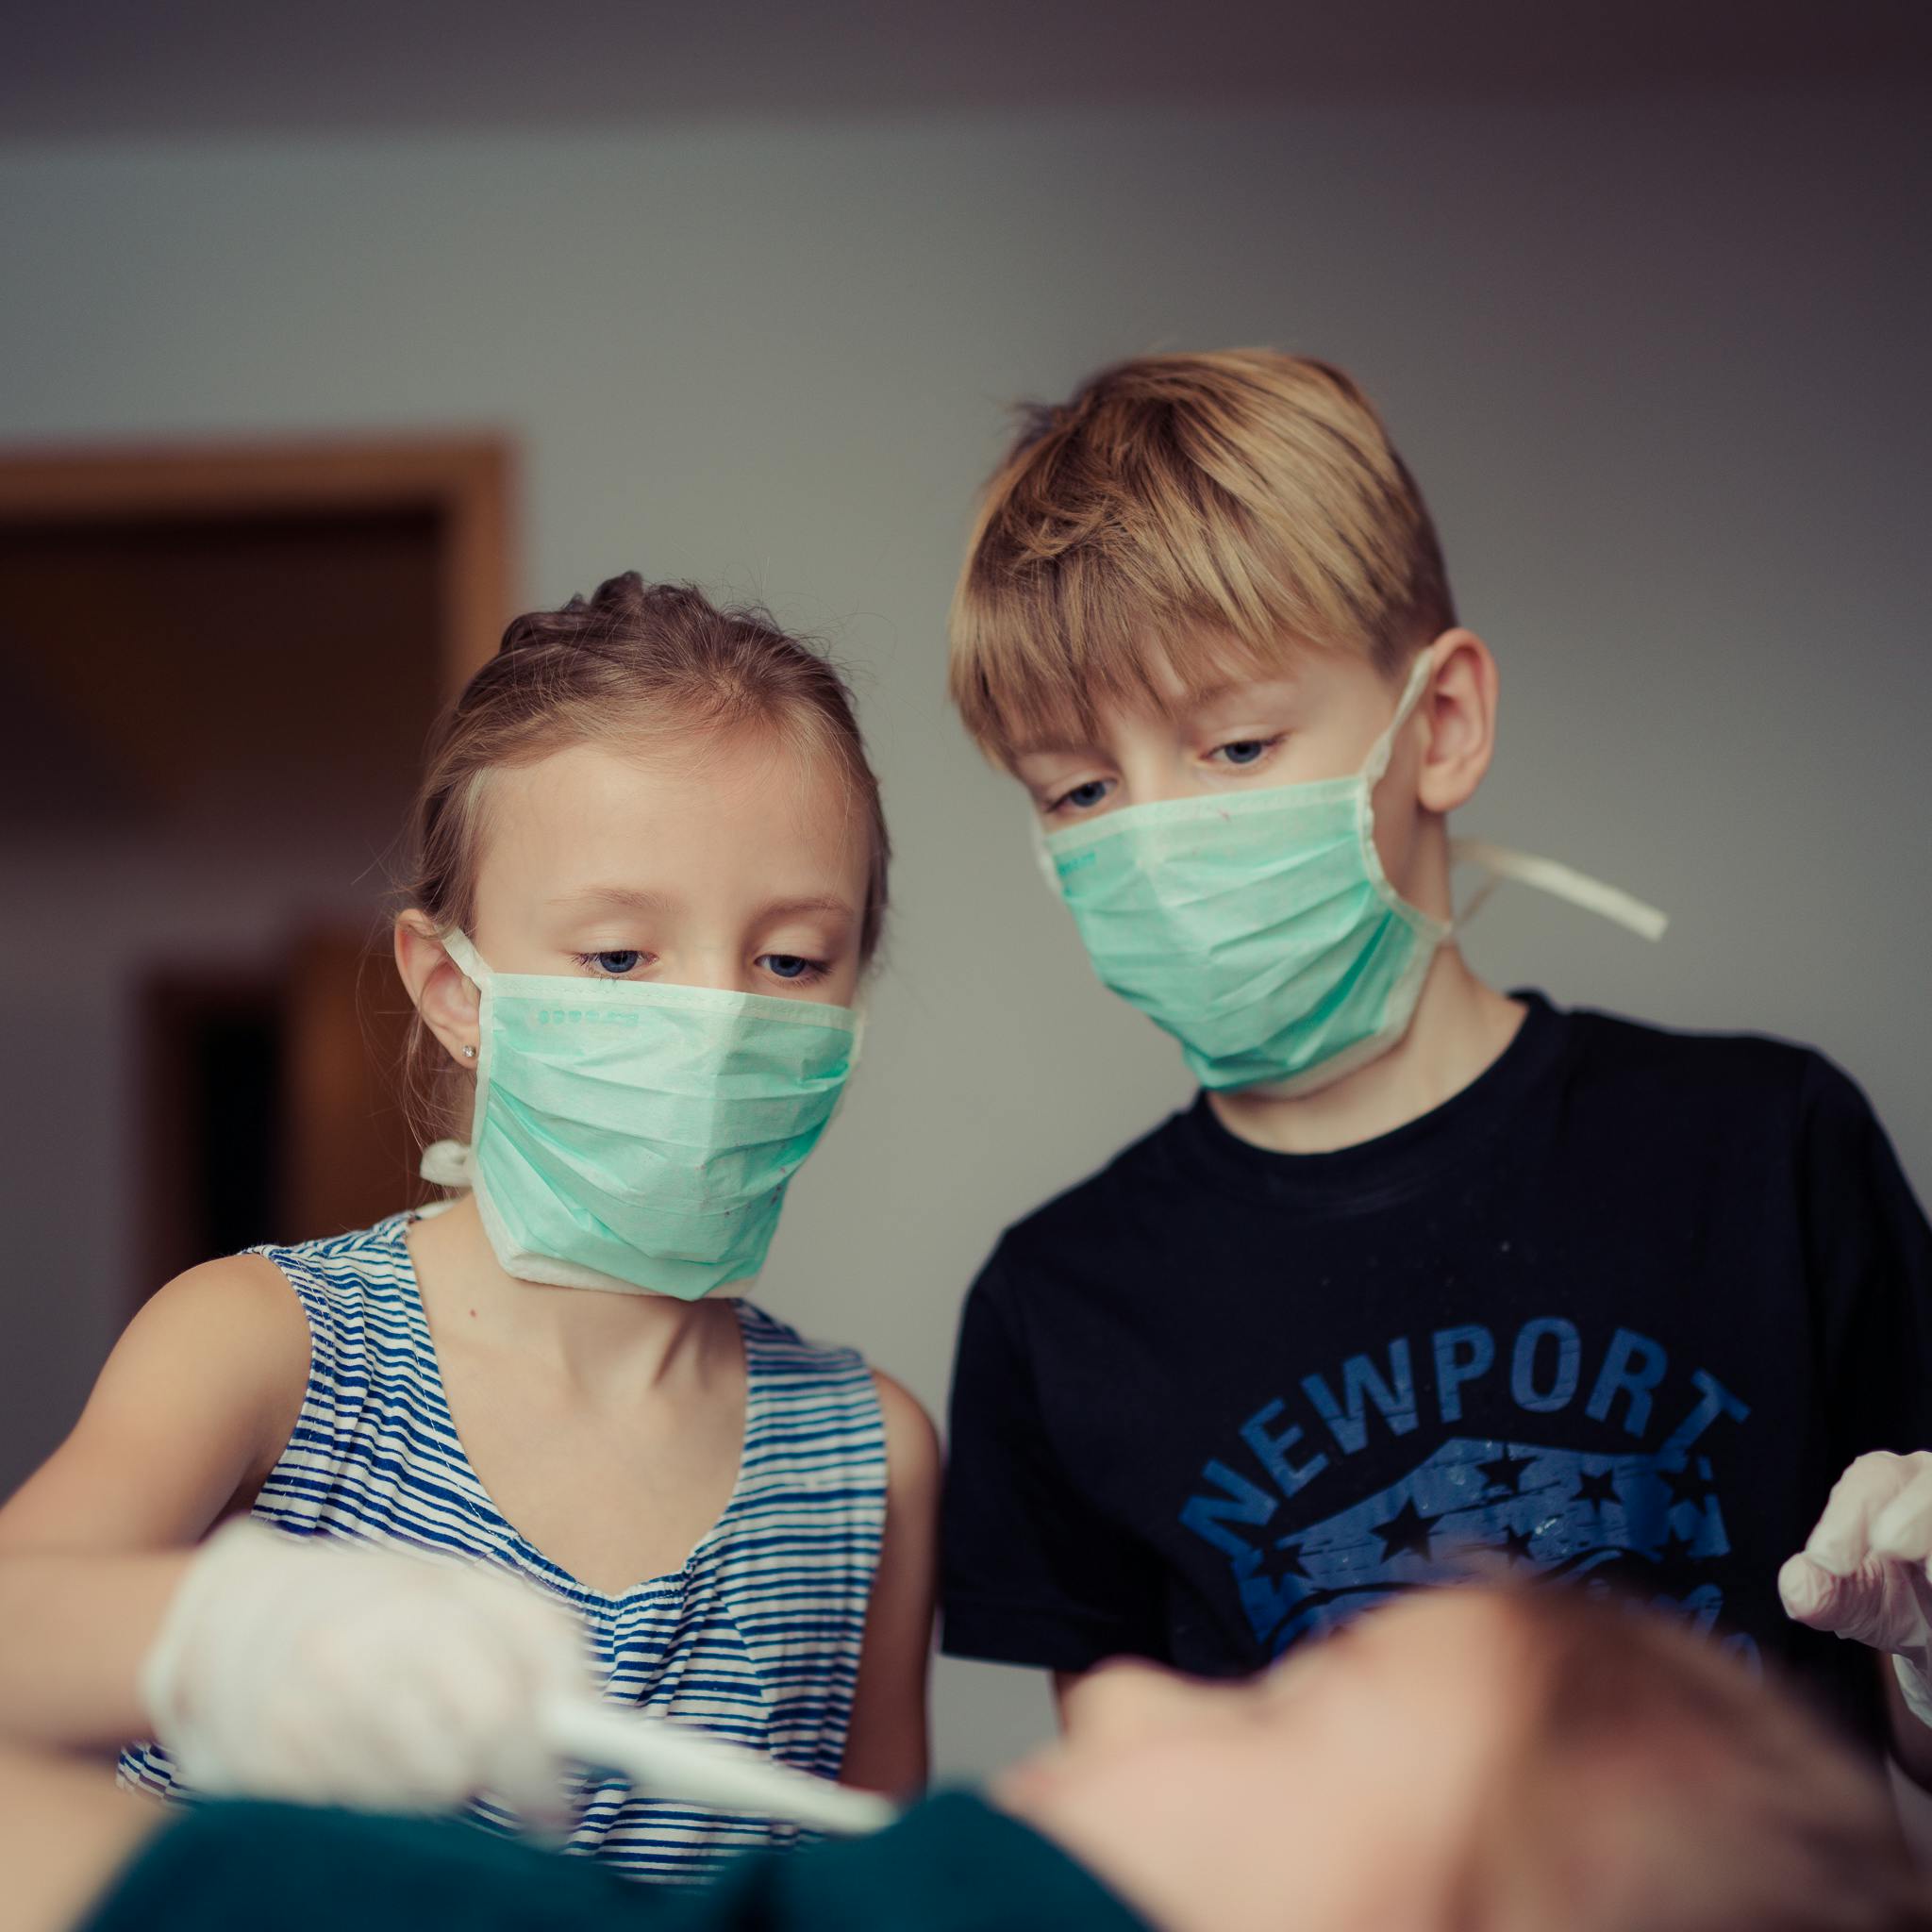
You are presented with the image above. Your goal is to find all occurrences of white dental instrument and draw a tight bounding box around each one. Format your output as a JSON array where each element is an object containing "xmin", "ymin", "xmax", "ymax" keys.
[{"xmin": 541, "ymin": 1698, "xmax": 899, "ymax": 1838}]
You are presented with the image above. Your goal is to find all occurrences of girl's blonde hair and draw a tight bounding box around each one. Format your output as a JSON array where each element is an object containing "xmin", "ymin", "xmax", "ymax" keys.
[
  {"xmin": 948, "ymin": 349, "xmax": 1457, "ymax": 760},
  {"xmin": 398, "ymin": 572, "xmax": 889, "ymax": 1146}
]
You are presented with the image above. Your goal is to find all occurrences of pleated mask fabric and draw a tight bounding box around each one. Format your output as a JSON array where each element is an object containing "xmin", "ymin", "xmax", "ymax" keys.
[
  {"xmin": 1038, "ymin": 654, "xmax": 1444, "ymax": 1099},
  {"xmin": 423, "ymin": 930, "xmax": 859, "ymax": 1298}
]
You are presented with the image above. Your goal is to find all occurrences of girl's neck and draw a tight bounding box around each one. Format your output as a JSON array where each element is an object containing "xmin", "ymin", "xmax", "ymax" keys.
[
  {"xmin": 404, "ymin": 1193, "xmax": 740, "ymax": 1391},
  {"xmin": 1207, "ymin": 948, "xmax": 1524, "ymax": 1157}
]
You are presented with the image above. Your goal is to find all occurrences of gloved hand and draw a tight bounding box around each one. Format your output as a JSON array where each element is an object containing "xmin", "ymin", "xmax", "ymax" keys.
[
  {"xmin": 142, "ymin": 1519, "xmax": 590, "ymax": 1815},
  {"xmin": 1779, "ymin": 1449, "xmax": 1932, "ymax": 1729}
]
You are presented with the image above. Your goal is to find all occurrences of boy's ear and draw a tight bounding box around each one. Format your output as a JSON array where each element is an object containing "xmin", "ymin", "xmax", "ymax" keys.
[
  {"xmin": 394, "ymin": 911, "xmax": 480, "ymax": 1064},
  {"xmin": 1416, "ymin": 628, "xmax": 1498, "ymax": 815}
]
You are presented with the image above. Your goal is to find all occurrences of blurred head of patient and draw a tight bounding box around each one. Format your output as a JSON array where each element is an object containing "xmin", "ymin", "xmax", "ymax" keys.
[
  {"xmin": 12, "ymin": 1585, "xmax": 1925, "ymax": 1932},
  {"xmin": 0, "ymin": 574, "xmax": 937, "ymax": 1878},
  {"xmin": 1003, "ymin": 1586, "xmax": 1924, "ymax": 1932}
]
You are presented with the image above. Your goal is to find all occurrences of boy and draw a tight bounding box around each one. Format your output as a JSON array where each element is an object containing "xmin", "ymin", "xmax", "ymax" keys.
[{"xmin": 938, "ymin": 349, "xmax": 1932, "ymax": 1768}]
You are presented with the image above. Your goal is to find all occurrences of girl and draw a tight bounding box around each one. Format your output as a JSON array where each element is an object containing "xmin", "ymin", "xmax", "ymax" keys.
[{"xmin": 0, "ymin": 575, "xmax": 937, "ymax": 1884}]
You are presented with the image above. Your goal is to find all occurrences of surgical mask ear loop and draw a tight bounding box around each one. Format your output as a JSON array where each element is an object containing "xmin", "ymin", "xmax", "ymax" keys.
[
  {"xmin": 822, "ymin": 989, "xmax": 869, "ymax": 1133},
  {"xmin": 1361, "ymin": 659, "xmax": 1669, "ymax": 947},
  {"xmin": 419, "ymin": 929, "xmax": 494, "ymax": 1189},
  {"xmin": 1352, "ymin": 653, "xmax": 1452, "ymax": 948},
  {"xmin": 1030, "ymin": 808, "xmax": 1061, "ymax": 894},
  {"xmin": 439, "ymin": 927, "xmax": 493, "ymax": 991},
  {"xmin": 1453, "ymin": 866, "xmax": 1503, "ymax": 930},
  {"xmin": 1360, "ymin": 651, "xmax": 1439, "ymax": 791},
  {"xmin": 1449, "ymin": 840, "xmax": 1669, "ymax": 942}
]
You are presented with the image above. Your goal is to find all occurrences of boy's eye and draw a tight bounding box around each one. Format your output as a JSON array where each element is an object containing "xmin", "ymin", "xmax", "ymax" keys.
[
  {"xmin": 580, "ymin": 949, "xmax": 644, "ymax": 976},
  {"xmin": 1208, "ymin": 736, "xmax": 1282, "ymax": 769},
  {"xmin": 1052, "ymin": 777, "xmax": 1114, "ymax": 813},
  {"xmin": 758, "ymin": 954, "xmax": 826, "ymax": 984}
]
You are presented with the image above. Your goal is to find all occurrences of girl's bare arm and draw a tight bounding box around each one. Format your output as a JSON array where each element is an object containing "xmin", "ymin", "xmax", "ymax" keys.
[
  {"xmin": 839, "ymin": 1371, "xmax": 941, "ymax": 1796},
  {"xmin": 0, "ymin": 1256, "xmax": 308, "ymax": 1747}
]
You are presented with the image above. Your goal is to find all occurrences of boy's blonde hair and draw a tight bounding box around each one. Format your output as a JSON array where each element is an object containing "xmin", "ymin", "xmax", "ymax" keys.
[{"xmin": 948, "ymin": 349, "xmax": 1457, "ymax": 759}]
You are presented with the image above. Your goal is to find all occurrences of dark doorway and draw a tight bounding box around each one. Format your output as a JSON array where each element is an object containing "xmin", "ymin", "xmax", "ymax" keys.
[
  {"xmin": 141, "ymin": 973, "xmax": 286, "ymax": 1287},
  {"xmin": 0, "ymin": 438, "xmax": 512, "ymax": 1311}
]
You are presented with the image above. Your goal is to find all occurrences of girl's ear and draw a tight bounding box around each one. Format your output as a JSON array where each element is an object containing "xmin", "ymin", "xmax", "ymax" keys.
[
  {"xmin": 394, "ymin": 911, "xmax": 480, "ymax": 1064},
  {"xmin": 1416, "ymin": 628, "xmax": 1499, "ymax": 815}
]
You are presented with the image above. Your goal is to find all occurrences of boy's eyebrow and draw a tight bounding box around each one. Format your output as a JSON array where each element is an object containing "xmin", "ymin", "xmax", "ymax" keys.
[
  {"xmin": 758, "ymin": 895, "xmax": 857, "ymax": 924},
  {"xmin": 1174, "ymin": 680, "xmax": 1243, "ymax": 711},
  {"xmin": 1008, "ymin": 679, "xmax": 1295, "ymax": 758},
  {"xmin": 1008, "ymin": 734, "xmax": 1102, "ymax": 758},
  {"xmin": 1177, "ymin": 675, "xmax": 1305, "ymax": 713}
]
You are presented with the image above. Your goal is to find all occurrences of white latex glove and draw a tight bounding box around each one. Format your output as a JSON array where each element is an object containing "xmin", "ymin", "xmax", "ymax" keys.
[
  {"xmin": 142, "ymin": 1519, "xmax": 590, "ymax": 1815},
  {"xmin": 1779, "ymin": 1449, "xmax": 1932, "ymax": 1729}
]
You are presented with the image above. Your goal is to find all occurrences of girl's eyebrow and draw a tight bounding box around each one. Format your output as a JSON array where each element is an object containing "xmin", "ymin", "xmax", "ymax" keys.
[
  {"xmin": 547, "ymin": 885, "xmax": 678, "ymax": 914},
  {"xmin": 543, "ymin": 887, "xmax": 854, "ymax": 923}
]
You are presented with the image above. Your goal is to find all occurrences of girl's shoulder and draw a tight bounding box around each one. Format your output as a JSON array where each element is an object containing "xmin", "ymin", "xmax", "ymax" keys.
[
  {"xmin": 120, "ymin": 1249, "xmax": 313, "ymax": 1411},
  {"xmin": 246, "ymin": 1212, "xmax": 419, "ymax": 1307},
  {"xmin": 734, "ymin": 1300, "xmax": 891, "ymax": 1469},
  {"xmin": 234, "ymin": 1215, "xmax": 426, "ymax": 1389},
  {"xmin": 733, "ymin": 1304, "xmax": 936, "ymax": 1456},
  {"xmin": 735, "ymin": 1298, "xmax": 874, "ymax": 1381}
]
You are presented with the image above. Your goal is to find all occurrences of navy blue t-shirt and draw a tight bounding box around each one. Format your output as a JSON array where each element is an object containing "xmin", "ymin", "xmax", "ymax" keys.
[{"xmin": 940, "ymin": 994, "xmax": 1932, "ymax": 1751}]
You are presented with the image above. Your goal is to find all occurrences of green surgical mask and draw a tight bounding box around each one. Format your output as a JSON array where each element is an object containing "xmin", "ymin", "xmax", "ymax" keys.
[
  {"xmin": 420, "ymin": 931, "xmax": 859, "ymax": 1298},
  {"xmin": 1039, "ymin": 657, "xmax": 1665, "ymax": 1097}
]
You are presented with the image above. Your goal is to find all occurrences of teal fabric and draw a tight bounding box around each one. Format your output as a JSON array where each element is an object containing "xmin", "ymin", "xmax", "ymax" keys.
[
  {"xmin": 82, "ymin": 1791, "xmax": 1151, "ymax": 1932},
  {"xmin": 1040, "ymin": 653, "xmax": 1445, "ymax": 1097},
  {"xmin": 445, "ymin": 931, "xmax": 858, "ymax": 1299}
]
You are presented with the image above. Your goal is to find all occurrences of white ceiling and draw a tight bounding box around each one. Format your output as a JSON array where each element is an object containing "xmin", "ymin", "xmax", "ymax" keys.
[{"xmin": 7, "ymin": 0, "xmax": 1929, "ymax": 143}]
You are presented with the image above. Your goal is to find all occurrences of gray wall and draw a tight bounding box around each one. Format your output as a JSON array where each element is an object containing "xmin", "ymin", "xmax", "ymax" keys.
[{"xmin": 1, "ymin": 85, "xmax": 1927, "ymax": 1778}]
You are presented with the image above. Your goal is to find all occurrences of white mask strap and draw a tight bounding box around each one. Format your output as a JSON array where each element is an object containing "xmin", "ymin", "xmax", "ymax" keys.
[
  {"xmin": 1029, "ymin": 811, "xmax": 1060, "ymax": 894},
  {"xmin": 1360, "ymin": 652, "xmax": 1438, "ymax": 789},
  {"xmin": 440, "ymin": 928, "xmax": 492, "ymax": 989},
  {"xmin": 420, "ymin": 1140, "xmax": 475, "ymax": 1187},
  {"xmin": 419, "ymin": 929, "xmax": 491, "ymax": 1188},
  {"xmin": 1451, "ymin": 839, "xmax": 1669, "ymax": 942}
]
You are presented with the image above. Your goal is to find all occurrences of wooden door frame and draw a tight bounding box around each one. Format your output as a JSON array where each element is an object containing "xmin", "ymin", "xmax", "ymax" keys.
[
  {"xmin": 0, "ymin": 432, "xmax": 515, "ymax": 1297},
  {"xmin": 0, "ymin": 434, "xmax": 515, "ymax": 691}
]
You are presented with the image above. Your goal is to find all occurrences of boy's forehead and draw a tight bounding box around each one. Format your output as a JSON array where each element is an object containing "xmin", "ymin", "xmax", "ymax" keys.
[
  {"xmin": 1005, "ymin": 642, "xmax": 1354, "ymax": 757},
  {"xmin": 1140, "ymin": 626, "xmax": 1312, "ymax": 704}
]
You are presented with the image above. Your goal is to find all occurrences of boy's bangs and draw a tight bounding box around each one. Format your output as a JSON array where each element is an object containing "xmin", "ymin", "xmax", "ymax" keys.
[
  {"xmin": 956, "ymin": 567, "xmax": 1310, "ymax": 760},
  {"xmin": 948, "ymin": 351, "xmax": 1460, "ymax": 761}
]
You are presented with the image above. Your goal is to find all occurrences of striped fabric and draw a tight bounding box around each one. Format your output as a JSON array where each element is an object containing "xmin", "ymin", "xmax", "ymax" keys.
[{"xmin": 118, "ymin": 1214, "xmax": 888, "ymax": 1885}]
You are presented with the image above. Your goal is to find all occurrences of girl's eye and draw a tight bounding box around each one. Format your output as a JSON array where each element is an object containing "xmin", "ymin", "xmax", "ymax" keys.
[
  {"xmin": 1051, "ymin": 777, "xmax": 1114, "ymax": 814},
  {"xmin": 758, "ymin": 954, "xmax": 827, "ymax": 984},
  {"xmin": 1208, "ymin": 736, "xmax": 1281, "ymax": 769},
  {"xmin": 579, "ymin": 950, "xmax": 643, "ymax": 976}
]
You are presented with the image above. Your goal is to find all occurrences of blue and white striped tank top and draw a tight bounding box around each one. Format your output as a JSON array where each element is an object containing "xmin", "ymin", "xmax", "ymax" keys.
[{"xmin": 118, "ymin": 1214, "xmax": 888, "ymax": 1885}]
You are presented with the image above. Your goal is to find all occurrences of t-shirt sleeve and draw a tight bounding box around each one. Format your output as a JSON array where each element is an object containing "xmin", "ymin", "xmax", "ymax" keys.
[
  {"xmin": 941, "ymin": 1250, "xmax": 1164, "ymax": 1673},
  {"xmin": 1799, "ymin": 1055, "xmax": 1932, "ymax": 1462}
]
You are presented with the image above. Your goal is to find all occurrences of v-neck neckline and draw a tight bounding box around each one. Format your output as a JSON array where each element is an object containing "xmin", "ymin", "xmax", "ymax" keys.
[{"xmin": 388, "ymin": 1215, "xmax": 762, "ymax": 1605}]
